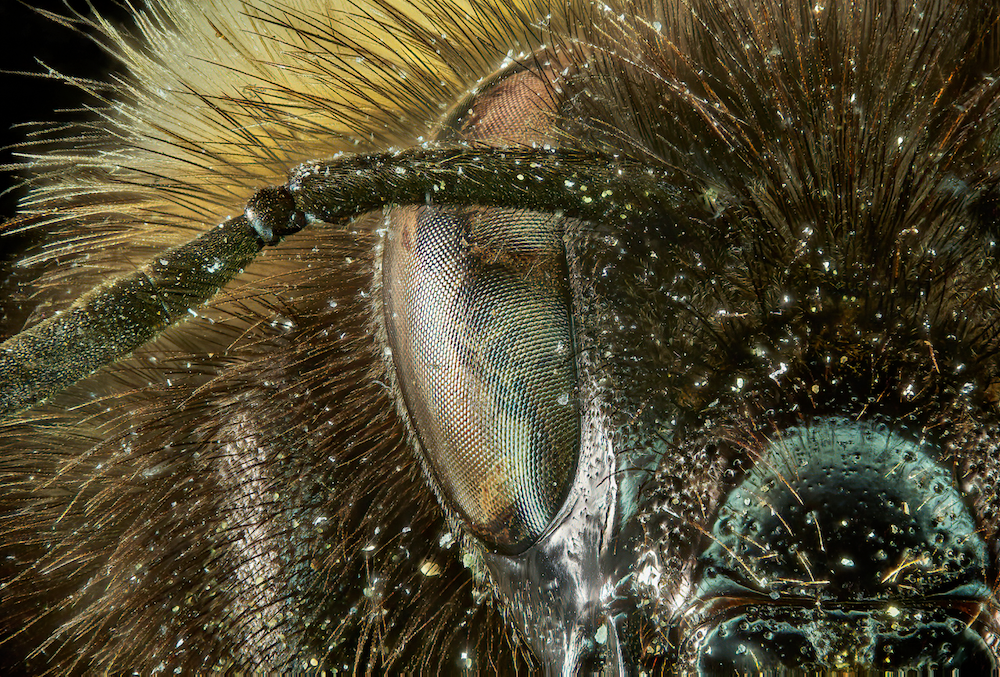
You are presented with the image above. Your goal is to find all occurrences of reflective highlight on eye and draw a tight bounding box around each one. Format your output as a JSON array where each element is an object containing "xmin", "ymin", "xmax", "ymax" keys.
[{"xmin": 382, "ymin": 205, "xmax": 579, "ymax": 552}]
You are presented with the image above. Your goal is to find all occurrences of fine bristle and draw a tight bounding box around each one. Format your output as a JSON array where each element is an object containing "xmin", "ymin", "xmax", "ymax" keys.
[
  {"xmin": 1, "ymin": 0, "xmax": 551, "ymax": 673},
  {"xmin": 2, "ymin": 0, "xmax": 1000, "ymax": 673}
]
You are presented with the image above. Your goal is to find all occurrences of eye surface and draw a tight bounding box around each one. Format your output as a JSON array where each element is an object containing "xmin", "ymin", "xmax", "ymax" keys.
[
  {"xmin": 383, "ymin": 206, "xmax": 578, "ymax": 552},
  {"xmin": 381, "ymin": 63, "xmax": 581, "ymax": 553}
]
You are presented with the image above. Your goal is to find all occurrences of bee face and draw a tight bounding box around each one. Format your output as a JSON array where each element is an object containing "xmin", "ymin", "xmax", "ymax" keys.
[{"xmin": 2, "ymin": 0, "xmax": 1000, "ymax": 673}]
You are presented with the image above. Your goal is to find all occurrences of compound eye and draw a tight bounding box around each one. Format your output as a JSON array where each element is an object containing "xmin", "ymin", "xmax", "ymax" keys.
[{"xmin": 382, "ymin": 205, "xmax": 579, "ymax": 554}]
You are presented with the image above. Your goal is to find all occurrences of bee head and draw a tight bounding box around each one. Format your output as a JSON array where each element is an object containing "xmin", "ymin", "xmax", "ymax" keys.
[
  {"xmin": 376, "ymin": 0, "xmax": 1000, "ymax": 671},
  {"xmin": 4, "ymin": 0, "xmax": 1000, "ymax": 673}
]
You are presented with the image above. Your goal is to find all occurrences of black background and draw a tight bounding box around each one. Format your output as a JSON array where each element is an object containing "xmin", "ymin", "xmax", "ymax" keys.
[{"xmin": 0, "ymin": 0, "xmax": 132, "ymax": 220}]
